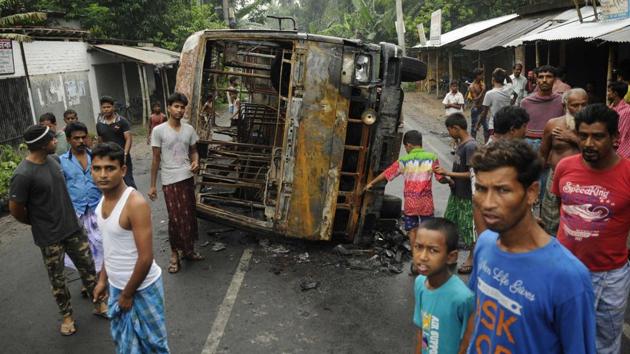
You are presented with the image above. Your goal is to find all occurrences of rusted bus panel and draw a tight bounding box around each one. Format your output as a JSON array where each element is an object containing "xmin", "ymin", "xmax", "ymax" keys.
[
  {"xmin": 282, "ymin": 42, "xmax": 348, "ymax": 240},
  {"xmin": 175, "ymin": 32, "xmax": 204, "ymax": 129}
]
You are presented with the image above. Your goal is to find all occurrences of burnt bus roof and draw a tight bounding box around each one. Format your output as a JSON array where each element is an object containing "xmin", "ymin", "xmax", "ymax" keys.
[{"xmin": 201, "ymin": 29, "xmax": 382, "ymax": 50}]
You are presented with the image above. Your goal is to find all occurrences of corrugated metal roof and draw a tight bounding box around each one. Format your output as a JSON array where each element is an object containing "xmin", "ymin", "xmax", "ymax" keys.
[
  {"xmin": 92, "ymin": 44, "xmax": 180, "ymax": 67},
  {"xmin": 461, "ymin": 14, "xmax": 557, "ymax": 51},
  {"xmin": 502, "ymin": 6, "xmax": 596, "ymax": 47},
  {"xmin": 590, "ymin": 25, "xmax": 630, "ymax": 43},
  {"xmin": 516, "ymin": 7, "xmax": 630, "ymax": 42},
  {"xmin": 413, "ymin": 14, "xmax": 518, "ymax": 49}
]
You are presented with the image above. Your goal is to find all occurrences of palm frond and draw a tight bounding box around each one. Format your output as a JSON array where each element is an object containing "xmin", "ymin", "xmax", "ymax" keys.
[
  {"xmin": 0, "ymin": 32, "xmax": 31, "ymax": 42},
  {"xmin": 0, "ymin": 12, "xmax": 47, "ymax": 28}
]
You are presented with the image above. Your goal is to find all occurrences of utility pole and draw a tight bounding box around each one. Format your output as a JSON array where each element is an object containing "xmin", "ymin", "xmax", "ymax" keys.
[
  {"xmin": 395, "ymin": 0, "xmax": 406, "ymax": 55},
  {"xmin": 223, "ymin": 0, "xmax": 230, "ymax": 26}
]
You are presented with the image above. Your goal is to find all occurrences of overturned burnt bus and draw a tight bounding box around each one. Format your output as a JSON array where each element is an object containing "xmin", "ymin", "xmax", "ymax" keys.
[{"xmin": 175, "ymin": 29, "xmax": 426, "ymax": 243}]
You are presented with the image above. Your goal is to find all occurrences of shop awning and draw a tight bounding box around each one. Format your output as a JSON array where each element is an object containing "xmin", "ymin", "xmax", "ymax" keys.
[
  {"xmin": 590, "ymin": 25, "xmax": 630, "ymax": 43},
  {"xmin": 516, "ymin": 7, "xmax": 630, "ymax": 42},
  {"xmin": 461, "ymin": 13, "xmax": 558, "ymax": 51},
  {"xmin": 413, "ymin": 14, "xmax": 518, "ymax": 49},
  {"xmin": 91, "ymin": 44, "xmax": 180, "ymax": 67}
]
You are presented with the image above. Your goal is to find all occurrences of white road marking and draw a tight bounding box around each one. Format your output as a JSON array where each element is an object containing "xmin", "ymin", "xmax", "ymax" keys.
[
  {"xmin": 624, "ymin": 323, "xmax": 630, "ymax": 341},
  {"xmin": 201, "ymin": 248, "xmax": 253, "ymax": 354}
]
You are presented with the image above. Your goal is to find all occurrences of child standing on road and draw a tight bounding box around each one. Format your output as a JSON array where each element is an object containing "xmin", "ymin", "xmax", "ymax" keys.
[
  {"xmin": 434, "ymin": 113, "xmax": 477, "ymax": 275},
  {"xmin": 411, "ymin": 218, "xmax": 474, "ymax": 354},
  {"xmin": 365, "ymin": 130, "xmax": 446, "ymax": 245}
]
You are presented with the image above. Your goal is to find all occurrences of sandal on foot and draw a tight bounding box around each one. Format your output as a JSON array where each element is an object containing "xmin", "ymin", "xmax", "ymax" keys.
[
  {"xmin": 93, "ymin": 302, "xmax": 109, "ymax": 319},
  {"xmin": 60, "ymin": 320, "xmax": 76, "ymax": 336},
  {"xmin": 182, "ymin": 252, "xmax": 205, "ymax": 261},
  {"xmin": 458, "ymin": 265, "xmax": 473, "ymax": 274},
  {"xmin": 168, "ymin": 257, "xmax": 180, "ymax": 273}
]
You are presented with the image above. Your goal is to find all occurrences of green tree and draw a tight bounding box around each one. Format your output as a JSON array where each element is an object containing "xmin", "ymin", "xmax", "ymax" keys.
[{"xmin": 0, "ymin": 0, "xmax": 47, "ymax": 41}]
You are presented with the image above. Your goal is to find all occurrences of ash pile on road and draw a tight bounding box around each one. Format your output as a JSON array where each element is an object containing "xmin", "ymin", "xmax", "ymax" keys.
[{"xmin": 335, "ymin": 228, "xmax": 411, "ymax": 274}]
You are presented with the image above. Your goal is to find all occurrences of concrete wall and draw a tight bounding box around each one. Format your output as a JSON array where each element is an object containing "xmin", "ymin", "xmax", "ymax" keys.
[
  {"xmin": 16, "ymin": 40, "xmax": 98, "ymax": 133},
  {"xmin": 23, "ymin": 40, "xmax": 90, "ymax": 75}
]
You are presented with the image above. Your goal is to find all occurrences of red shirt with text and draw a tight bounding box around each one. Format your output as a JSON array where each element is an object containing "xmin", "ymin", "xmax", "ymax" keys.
[{"xmin": 552, "ymin": 155, "xmax": 630, "ymax": 272}]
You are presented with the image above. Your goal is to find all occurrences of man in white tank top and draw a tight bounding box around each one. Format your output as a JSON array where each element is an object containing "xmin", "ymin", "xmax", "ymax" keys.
[{"xmin": 91, "ymin": 142, "xmax": 169, "ymax": 353}]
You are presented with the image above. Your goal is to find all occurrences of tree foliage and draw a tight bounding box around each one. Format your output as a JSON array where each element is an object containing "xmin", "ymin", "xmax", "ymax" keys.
[
  {"xmin": 0, "ymin": 0, "xmax": 47, "ymax": 41},
  {"xmin": 263, "ymin": 0, "xmax": 530, "ymax": 46},
  {"xmin": 2, "ymin": 0, "xmax": 533, "ymax": 50}
]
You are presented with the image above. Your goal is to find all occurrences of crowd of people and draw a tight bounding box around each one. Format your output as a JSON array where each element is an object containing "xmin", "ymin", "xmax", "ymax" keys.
[
  {"xmin": 390, "ymin": 64, "xmax": 630, "ymax": 353},
  {"xmin": 6, "ymin": 60, "xmax": 630, "ymax": 353},
  {"xmin": 8, "ymin": 93, "xmax": 203, "ymax": 352}
]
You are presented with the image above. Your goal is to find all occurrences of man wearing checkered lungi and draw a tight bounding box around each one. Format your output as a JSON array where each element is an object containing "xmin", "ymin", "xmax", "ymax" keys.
[{"xmin": 91, "ymin": 142, "xmax": 169, "ymax": 353}]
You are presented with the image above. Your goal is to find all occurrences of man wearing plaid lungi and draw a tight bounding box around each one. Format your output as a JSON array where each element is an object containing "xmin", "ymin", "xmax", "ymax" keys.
[{"xmin": 91, "ymin": 142, "xmax": 169, "ymax": 353}]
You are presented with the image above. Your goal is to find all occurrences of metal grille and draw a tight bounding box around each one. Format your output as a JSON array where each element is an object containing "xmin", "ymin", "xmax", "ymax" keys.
[{"xmin": 0, "ymin": 77, "xmax": 33, "ymax": 145}]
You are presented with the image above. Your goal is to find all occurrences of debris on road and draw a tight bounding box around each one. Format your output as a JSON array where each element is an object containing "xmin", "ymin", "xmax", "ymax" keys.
[
  {"xmin": 333, "ymin": 244, "xmax": 374, "ymax": 256},
  {"xmin": 211, "ymin": 242, "xmax": 227, "ymax": 252},
  {"xmin": 296, "ymin": 252, "xmax": 310, "ymax": 263},
  {"xmin": 207, "ymin": 228, "xmax": 234, "ymax": 235},
  {"xmin": 259, "ymin": 238, "xmax": 291, "ymax": 255},
  {"xmin": 299, "ymin": 280, "xmax": 319, "ymax": 291},
  {"xmin": 200, "ymin": 241, "xmax": 211, "ymax": 247},
  {"xmin": 335, "ymin": 226, "xmax": 412, "ymax": 274}
]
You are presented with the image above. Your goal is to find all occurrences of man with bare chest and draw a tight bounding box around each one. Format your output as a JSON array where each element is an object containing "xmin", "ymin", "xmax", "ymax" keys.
[{"xmin": 539, "ymin": 88, "xmax": 588, "ymax": 235}]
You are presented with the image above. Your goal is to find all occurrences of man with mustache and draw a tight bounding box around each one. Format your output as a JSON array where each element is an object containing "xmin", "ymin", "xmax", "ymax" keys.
[
  {"xmin": 60, "ymin": 122, "xmax": 106, "ymax": 296},
  {"xmin": 520, "ymin": 65, "xmax": 565, "ymax": 152},
  {"xmin": 539, "ymin": 88, "xmax": 588, "ymax": 235},
  {"xmin": 552, "ymin": 104, "xmax": 630, "ymax": 353},
  {"xmin": 459, "ymin": 139, "xmax": 595, "ymax": 354}
]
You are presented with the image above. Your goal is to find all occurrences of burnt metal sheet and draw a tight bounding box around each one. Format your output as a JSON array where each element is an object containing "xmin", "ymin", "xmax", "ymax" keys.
[
  {"xmin": 461, "ymin": 14, "xmax": 558, "ymax": 51},
  {"xmin": 175, "ymin": 31, "xmax": 204, "ymax": 126},
  {"xmin": 281, "ymin": 41, "xmax": 349, "ymax": 240}
]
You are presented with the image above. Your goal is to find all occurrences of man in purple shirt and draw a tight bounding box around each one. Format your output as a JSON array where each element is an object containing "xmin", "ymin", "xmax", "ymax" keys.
[{"xmin": 520, "ymin": 65, "xmax": 564, "ymax": 152}]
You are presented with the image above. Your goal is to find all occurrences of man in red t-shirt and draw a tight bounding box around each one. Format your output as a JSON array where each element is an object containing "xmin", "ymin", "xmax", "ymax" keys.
[{"xmin": 552, "ymin": 103, "xmax": 630, "ymax": 353}]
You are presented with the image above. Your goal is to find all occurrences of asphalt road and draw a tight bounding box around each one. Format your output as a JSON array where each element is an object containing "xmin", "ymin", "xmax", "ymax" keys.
[{"xmin": 1, "ymin": 93, "xmax": 629, "ymax": 353}]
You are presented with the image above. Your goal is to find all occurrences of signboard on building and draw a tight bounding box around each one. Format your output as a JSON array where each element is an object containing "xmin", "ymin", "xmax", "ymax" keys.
[
  {"xmin": 430, "ymin": 9, "xmax": 442, "ymax": 45},
  {"xmin": 0, "ymin": 40, "xmax": 15, "ymax": 75},
  {"xmin": 600, "ymin": 0, "xmax": 630, "ymax": 20}
]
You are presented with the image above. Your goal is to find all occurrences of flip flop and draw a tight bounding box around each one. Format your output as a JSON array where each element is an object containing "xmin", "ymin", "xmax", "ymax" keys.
[
  {"xmin": 60, "ymin": 320, "xmax": 76, "ymax": 336},
  {"xmin": 168, "ymin": 257, "xmax": 180, "ymax": 273},
  {"xmin": 458, "ymin": 265, "xmax": 473, "ymax": 275}
]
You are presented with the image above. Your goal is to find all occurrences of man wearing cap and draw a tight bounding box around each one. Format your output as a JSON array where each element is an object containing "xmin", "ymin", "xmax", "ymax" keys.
[{"xmin": 8, "ymin": 125, "xmax": 107, "ymax": 336}]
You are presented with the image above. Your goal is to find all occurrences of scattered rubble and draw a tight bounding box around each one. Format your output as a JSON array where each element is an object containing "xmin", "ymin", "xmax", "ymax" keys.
[
  {"xmin": 211, "ymin": 242, "xmax": 227, "ymax": 252},
  {"xmin": 299, "ymin": 280, "xmax": 319, "ymax": 291},
  {"xmin": 259, "ymin": 238, "xmax": 291, "ymax": 255},
  {"xmin": 296, "ymin": 252, "xmax": 310, "ymax": 263},
  {"xmin": 335, "ymin": 226, "xmax": 411, "ymax": 274}
]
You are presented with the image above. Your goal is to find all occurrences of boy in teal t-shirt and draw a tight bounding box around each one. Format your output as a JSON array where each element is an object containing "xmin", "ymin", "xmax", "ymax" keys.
[{"xmin": 412, "ymin": 218, "xmax": 474, "ymax": 354}]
